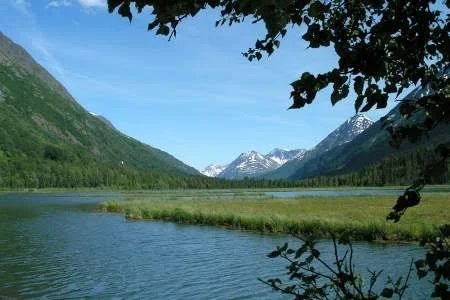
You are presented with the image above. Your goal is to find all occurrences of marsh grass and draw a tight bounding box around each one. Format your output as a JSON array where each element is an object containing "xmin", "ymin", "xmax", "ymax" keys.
[{"xmin": 100, "ymin": 193, "xmax": 449, "ymax": 242}]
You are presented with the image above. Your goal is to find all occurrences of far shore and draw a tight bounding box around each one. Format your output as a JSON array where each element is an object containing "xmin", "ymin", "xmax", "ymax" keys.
[{"xmin": 1, "ymin": 184, "xmax": 449, "ymax": 194}]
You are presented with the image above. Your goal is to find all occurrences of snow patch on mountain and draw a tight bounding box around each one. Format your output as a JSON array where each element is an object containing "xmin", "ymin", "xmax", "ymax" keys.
[
  {"xmin": 218, "ymin": 151, "xmax": 280, "ymax": 179},
  {"xmin": 266, "ymin": 148, "xmax": 307, "ymax": 165},
  {"xmin": 201, "ymin": 164, "xmax": 229, "ymax": 177},
  {"xmin": 313, "ymin": 114, "xmax": 374, "ymax": 153},
  {"xmin": 204, "ymin": 114, "xmax": 373, "ymax": 179},
  {"xmin": 217, "ymin": 149, "xmax": 307, "ymax": 179}
]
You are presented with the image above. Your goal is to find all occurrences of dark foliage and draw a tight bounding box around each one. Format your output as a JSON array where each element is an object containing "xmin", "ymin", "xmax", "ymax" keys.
[
  {"xmin": 43, "ymin": 145, "xmax": 67, "ymax": 161},
  {"xmin": 108, "ymin": 1, "xmax": 449, "ymax": 138},
  {"xmin": 416, "ymin": 225, "xmax": 450, "ymax": 299},
  {"xmin": 261, "ymin": 234, "xmax": 413, "ymax": 299}
]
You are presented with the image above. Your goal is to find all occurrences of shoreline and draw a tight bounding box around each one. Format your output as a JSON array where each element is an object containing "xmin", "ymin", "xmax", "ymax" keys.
[
  {"xmin": 1, "ymin": 184, "xmax": 449, "ymax": 194},
  {"xmin": 99, "ymin": 193, "xmax": 449, "ymax": 243}
]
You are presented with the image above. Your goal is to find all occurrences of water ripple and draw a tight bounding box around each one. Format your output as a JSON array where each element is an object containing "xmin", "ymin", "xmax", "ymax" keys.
[{"xmin": 0, "ymin": 193, "xmax": 431, "ymax": 299}]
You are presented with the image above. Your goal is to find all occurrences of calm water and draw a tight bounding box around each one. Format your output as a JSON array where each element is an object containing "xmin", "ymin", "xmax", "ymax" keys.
[
  {"xmin": 0, "ymin": 193, "xmax": 432, "ymax": 299},
  {"xmin": 265, "ymin": 186, "xmax": 450, "ymax": 198}
]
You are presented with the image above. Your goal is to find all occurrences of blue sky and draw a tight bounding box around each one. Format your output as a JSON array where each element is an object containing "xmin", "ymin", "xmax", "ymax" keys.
[{"xmin": 1, "ymin": 0, "xmax": 401, "ymax": 170}]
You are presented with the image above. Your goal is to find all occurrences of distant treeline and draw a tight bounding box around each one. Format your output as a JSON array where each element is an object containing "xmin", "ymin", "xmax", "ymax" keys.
[
  {"xmin": 294, "ymin": 148, "xmax": 449, "ymax": 188},
  {"xmin": 0, "ymin": 148, "xmax": 447, "ymax": 189},
  {"xmin": 0, "ymin": 156, "xmax": 297, "ymax": 189}
]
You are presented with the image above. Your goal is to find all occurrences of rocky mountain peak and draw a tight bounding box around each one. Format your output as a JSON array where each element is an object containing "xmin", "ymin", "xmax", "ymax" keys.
[
  {"xmin": 201, "ymin": 163, "xmax": 229, "ymax": 177},
  {"xmin": 314, "ymin": 114, "xmax": 374, "ymax": 153},
  {"xmin": 347, "ymin": 114, "xmax": 373, "ymax": 134},
  {"xmin": 204, "ymin": 114, "xmax": 373, "ymax": 179}
]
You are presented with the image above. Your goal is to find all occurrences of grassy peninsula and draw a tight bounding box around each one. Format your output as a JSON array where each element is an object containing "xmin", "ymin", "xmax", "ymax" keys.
[{"xmin": 100, "ymin": 191, "xmax": 449, "ymax": 242}]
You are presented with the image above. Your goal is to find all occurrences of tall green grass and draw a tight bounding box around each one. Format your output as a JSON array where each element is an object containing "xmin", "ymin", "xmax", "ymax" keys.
[{"xmin": 100, "ymin": 193, "xmax": 449, "ymax": 242}]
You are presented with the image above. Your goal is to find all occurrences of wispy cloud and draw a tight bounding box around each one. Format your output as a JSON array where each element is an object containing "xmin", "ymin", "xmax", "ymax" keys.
[
  {"xmin": 46, "ymin": 0, "xmax": 105, "ymax": 9},
  {"xmin": 12, "ymin": 0, "xmax": 32, "ymax": 16},
  {"xmin": 11, "ymin": 0, "xmax": 67, "ymax": 80},
  {"xmin": 47, "ymin": 0, "xmax": 71, "ymax": 8},
  {"xmin": 78, "ymin": 0, "xmax": 105, "ymax": 8}
]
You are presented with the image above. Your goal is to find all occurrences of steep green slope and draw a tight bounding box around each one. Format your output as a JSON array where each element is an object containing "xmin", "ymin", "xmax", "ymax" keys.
[{"xmin": 0, "ymin": 32, "xmax": 199, "ymax": 187}]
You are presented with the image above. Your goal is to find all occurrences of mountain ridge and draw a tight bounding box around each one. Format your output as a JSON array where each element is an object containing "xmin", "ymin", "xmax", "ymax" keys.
[
  {"xmin": 204, "ymin": 114, "xmax": 373, "ymax": 179},
  {"xmin": 201, "ymin": 148, "xmax": 308, "ymax": 179},
  {"xmin": 0, "ymin": 32, "xmax": 200, "ymax": 188},
  {"xmin": 217, "ymin": 150, "xmax": 281, "ymax": 179},
  {"xmin": 263, "ymin": 114, "xmax": 374, "ymax": 179},
  {"xmin": 0, "ymin": 31, "xmax": 79, "ymax": 106}
]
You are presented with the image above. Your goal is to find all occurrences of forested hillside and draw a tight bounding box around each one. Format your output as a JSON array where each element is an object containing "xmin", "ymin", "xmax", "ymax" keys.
[
  {"xmin": 0, "ymin": 32, "xmax": 204, "ymax": 188},
  {"xmin": 0, "ymin": 32, "xmax": 447, "ymax": 190},
  {"xmin": 294, "ymin": 148, "xmax": 449, "ymax": 187}
]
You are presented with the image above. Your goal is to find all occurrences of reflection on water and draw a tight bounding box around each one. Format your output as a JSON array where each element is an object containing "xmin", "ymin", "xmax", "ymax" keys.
[{"xmin": 0, "ymin": 193, "xmax": 432, "ymax": 299}]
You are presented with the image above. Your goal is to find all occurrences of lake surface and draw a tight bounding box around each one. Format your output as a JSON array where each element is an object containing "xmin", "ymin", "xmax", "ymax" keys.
[
  {"xmin": 265, "ymin": 186, "xmax": 450, "ymax": 198},
  {"xmin": 0, "ymin": 193, "xmax": 432, "ymax": 299}
]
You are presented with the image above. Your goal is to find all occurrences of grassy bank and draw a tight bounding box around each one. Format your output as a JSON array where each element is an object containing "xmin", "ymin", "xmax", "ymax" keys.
[{"xmin": 100, "ymin": 193, "xmax": 449, "ymax": 242}]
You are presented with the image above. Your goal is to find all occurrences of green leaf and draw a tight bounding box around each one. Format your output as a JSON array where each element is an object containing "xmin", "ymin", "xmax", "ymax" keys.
[
  {"xmin": 354, "ymin": 76, "xmax": 364, "ymax": 95},
  {"xmin": 331, "ymin": 85, "xmax": 349, "ymax": 105},
  {"xmin": 308, "ymin": 1, "xmax": 326, "ymax": 18},
  {"xmin": 267, "ymin": 250, "xmax": 280, "ymax": 258},
  {"xmin": 354, "ymin": 95, "xmax": 364, "ymax": 112},
  {"xmin": 415, "ymin": 259, "xmax": 425, "ymax": 269},
  {"xmin": 376, "ymin": 93, "xmax": 388, "ymax": 109},
  {"xmin": 118, "ymin": 3, "xmax": 132, "ymax": 22},
  {"xmin": 156, "ymin": 25, "xmax": 170, "ymax": 36},
  {"xmin": 107, "ymin": 0, "xmax": 122, "ymax": 13},
  {"xmin": 380, "ymin": 288, "xmax": 394, "ymax": 298},
  {"xmin": 148, "ymin": 21, "xmax": 159, "ymax": 31},
  {"xmin": 384, "ymin": 84, "xmax": 397, "ymax": 93},
  {"xmin": 295, "ymin": 244, "xmax": 308, "ymax": 258},
  {"xmin": 311, "ymin": 249, "xmax": 320, "ymax": 258},
  {"xmin": 431, "ymin": 283, "xmax": 449, "ymax": 298},
  {"xmin": 417, "ymin": 269, "xmax": 428, "ymax": 279}
]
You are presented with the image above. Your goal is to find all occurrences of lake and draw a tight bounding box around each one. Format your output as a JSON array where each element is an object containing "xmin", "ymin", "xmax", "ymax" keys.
[
  {"xmin": 265, "ymin": 186, "xmax": 450, "ymax": 198},
  {"xmin": 0, "ymin": 193, "xmax": 432, "ymax": 299}
]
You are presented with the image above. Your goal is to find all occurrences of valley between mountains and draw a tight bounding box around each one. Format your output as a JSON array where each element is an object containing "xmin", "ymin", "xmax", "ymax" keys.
[
  {"xmin": 202, "ymin": 114, "xmax": 374, "ymax": 179},
  {"xmin": 0, "ymin": 31, "xmax": 448, "ymax": 189}
]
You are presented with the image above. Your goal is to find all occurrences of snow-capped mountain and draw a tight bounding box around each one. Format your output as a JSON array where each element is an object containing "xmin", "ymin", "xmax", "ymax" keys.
[
  {"xmin": 215, "ymin": 149, "xmax": 307, "ymax": 179},
  {"xmin": 265, "ymin": 148, "xmax": 307, "ymax": 165},
  {"xmin": 218, "ymin": 151, "xmax": 280, "ymax": 179},
  {"xmin": 201, "ymin": 164, "xmax": 229, "ymax": 177},
  {"xmin": 313, "ymin": 114, "xmax": 373, "ymax": 153},
  {"xmin": 263, "ymin": 114, "xmax": 375, "ymax": 179},
  {"xmin": 204, "ymin": 114, "xmax": 373, "ymax": 179}
]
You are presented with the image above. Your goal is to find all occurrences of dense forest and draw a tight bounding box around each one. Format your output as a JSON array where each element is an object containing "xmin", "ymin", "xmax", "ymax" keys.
[
  {"xmin": 1, "ymin": 147, "xmax": 447, "ymax": 190},
  {"xmin": 294, "ymin": 148, "xmax": 449, "ymax": 188}
]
